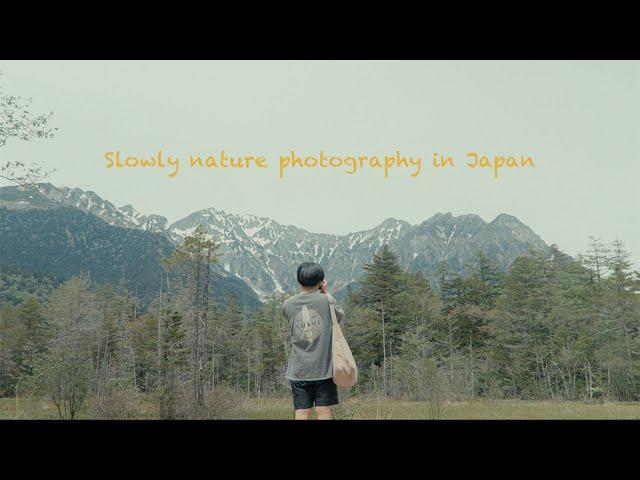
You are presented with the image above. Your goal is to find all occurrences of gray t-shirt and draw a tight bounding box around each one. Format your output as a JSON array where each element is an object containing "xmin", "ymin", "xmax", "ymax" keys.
[{"xmin": 282, "ymin": 291, "xmax": 344, "ymax": 381}]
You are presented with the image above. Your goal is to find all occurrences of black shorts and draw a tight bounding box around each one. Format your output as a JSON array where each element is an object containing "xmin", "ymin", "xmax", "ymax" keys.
[{"xmin": 290, "ymin": 378, "xmax": 339, "ymax": 410}]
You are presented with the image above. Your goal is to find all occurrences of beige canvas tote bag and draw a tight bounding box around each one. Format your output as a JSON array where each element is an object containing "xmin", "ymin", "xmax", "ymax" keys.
[{"xmin": 328, "ymin": 297, "xmax": 358, "ymax": 388}]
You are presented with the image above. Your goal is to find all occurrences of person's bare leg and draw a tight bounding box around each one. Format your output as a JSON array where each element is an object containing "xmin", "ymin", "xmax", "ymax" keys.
[
  {"xmin": 294, "ymin": 408, "xmax": 312, "ymax": 420},
  {"xmin": 315, "ymin": 406, "xmax": 333, "ymax": 420}
]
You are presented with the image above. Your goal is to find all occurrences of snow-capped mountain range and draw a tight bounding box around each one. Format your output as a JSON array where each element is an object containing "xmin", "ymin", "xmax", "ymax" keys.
[
  {"xmin": 4, "ymin": 183, "xmax": 550, "ymax": 299},
  {"xmin": 34, "ymin": 183, "xmax": 168, "ymax": 233}
]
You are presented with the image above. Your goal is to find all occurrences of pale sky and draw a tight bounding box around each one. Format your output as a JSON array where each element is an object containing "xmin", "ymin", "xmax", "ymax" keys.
[{"xmin": 1, "ymin": 60, "xmax": 638, "ymax": 266}]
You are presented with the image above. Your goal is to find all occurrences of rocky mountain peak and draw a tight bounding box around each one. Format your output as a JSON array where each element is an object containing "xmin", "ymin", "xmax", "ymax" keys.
[{"xmin": 491, "ymin": 212, "xmax": 519, "ymax": 223}]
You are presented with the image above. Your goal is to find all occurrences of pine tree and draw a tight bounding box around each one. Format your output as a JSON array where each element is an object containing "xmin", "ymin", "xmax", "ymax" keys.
[
  {"xmin": 357, "ymin": 245, "xmax": 404, "ymax": 394},
  {"xmin": 582, "ymin": 236, "xmax": 611, "ymax": 286},
  {"xmin": 598, "ymin": 240, "xmax": 640, "ymax": 399},
  {"xmin": 162, "ymin": 224, "xmax": 219, "ymax": 409},
  {"xmin": 158, "ymin": 309, "xmax": 187, "ymax": 419}
]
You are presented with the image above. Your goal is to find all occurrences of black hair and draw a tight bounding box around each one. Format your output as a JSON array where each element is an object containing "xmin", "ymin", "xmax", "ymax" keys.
[{"xmin": 296, "ymin": 262, "xmax": 325, "ymax": 287}]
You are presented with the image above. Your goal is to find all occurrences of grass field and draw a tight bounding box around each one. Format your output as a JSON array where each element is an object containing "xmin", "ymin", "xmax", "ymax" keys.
[
  {"xmin": 3, "ymin": 395, "xmax": 640, "ymax": 419},
  {"xmin": 234, "ymin": 397, "xmax": 640, "ymax": 420}
]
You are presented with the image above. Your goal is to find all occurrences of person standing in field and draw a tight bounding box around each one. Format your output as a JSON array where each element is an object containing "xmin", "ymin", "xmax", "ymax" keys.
[{"xmin": 282, "ymin": 262, "xmax": 344, "ymax": 420}]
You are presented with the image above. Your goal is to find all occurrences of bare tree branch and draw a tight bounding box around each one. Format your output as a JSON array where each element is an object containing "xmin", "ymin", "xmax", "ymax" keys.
[{"xmin": 0, "ymin": 71, "xmax": 58, "ymax": 186}]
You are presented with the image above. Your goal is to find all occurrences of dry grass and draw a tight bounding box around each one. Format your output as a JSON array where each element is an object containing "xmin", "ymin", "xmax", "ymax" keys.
[
  {"xmin": 226, "ymin": 398, "xmax": 640, "ymax": 420},
  {"xmin": 227, "ymin": 396, "xmax": 640, "ymax": 420},
  {"xmin": 3, "ymin": 395, "xmax": 640, "ymax": 420}
]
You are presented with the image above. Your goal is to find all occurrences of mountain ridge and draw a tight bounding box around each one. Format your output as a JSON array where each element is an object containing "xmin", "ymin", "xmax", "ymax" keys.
[
  {"xmin": 0, "ymin": 185, "xmax": 261, "ymax": 309},
  {"xmin": 0, "ymin": 183, "xmax": 551, "ymax": 299}
]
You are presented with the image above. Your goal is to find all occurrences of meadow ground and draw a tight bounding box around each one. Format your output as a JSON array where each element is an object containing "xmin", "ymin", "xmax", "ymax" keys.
[{"xmin": 3, "ymin": 395, "xmax": 640, "ymax": 419}]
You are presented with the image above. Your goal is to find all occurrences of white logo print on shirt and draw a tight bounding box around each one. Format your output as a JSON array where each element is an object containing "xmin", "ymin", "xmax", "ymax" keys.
[{"xmin": 292, "ymin": 305, "xmax": 323, "ymax": 346}]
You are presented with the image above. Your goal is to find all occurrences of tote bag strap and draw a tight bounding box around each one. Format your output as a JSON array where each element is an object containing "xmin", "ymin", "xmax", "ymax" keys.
[
  {"xmin": 326, "ymin": 293, "xmax": 339, "ymax": 327},
  {"xmin": 329, "ymin": 302, "xmax": 339, "ymax": 327}
]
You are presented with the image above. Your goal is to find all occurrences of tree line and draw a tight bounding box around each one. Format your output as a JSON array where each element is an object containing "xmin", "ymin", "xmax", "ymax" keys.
[{"xmin": 1, "ymin": 226, "xmax": 639, "ymax": 418}]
